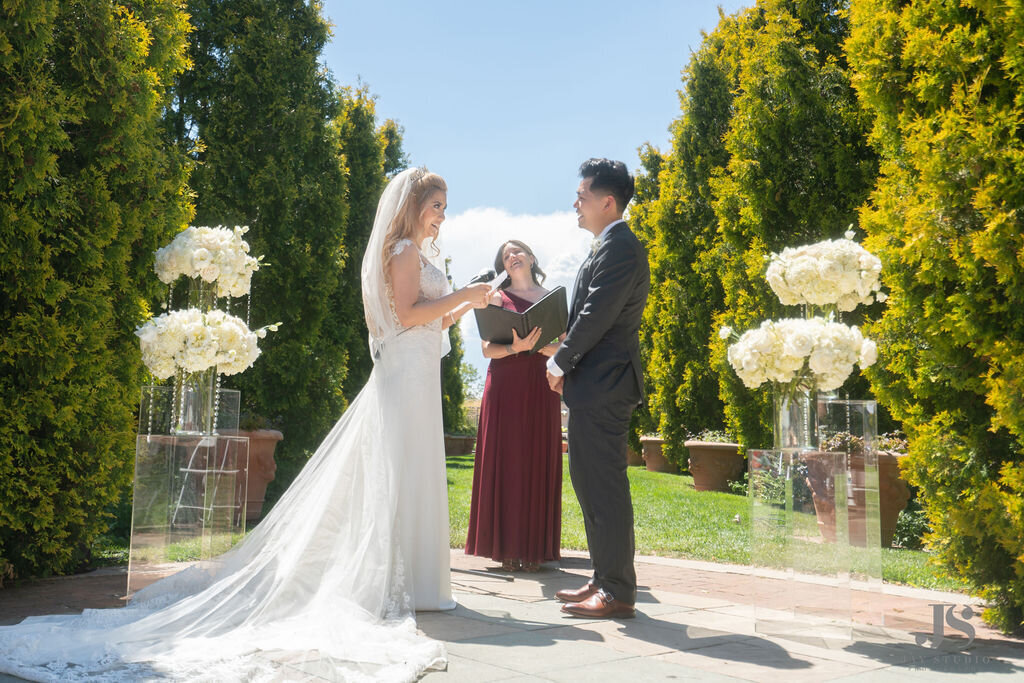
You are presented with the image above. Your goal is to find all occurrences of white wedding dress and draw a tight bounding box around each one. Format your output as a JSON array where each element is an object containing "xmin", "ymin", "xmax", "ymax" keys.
[{"xmin": 0, "ymin": 172, "xmax": 456, "ymax": 681}]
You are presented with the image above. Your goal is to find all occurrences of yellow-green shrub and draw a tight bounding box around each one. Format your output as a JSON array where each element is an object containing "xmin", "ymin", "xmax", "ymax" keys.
[{"xmin": 848, "ymin": 0, "xmax": 1024, "ymax": 632}]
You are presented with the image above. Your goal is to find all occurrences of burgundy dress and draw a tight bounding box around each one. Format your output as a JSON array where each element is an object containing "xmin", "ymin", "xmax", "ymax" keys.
[{"xmin": 465, "ymin": 290, "xmax": 562, "ymax": 564}]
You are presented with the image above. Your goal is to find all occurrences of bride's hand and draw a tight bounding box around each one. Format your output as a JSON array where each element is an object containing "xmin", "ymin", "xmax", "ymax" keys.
[{"xmin": 461, "ymin": 282, "xmax": 491, "ymax": 308}]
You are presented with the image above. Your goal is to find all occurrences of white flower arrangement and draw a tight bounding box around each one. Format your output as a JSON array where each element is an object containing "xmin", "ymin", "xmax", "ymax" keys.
[
  {"xmin": 765, "ymin": 229, "xmax": 885, "ymax": 312},
  {"xmin": 136, "ymin": 308, "xmax": 278, "ymax": 380},
  {"xmin": 154, "ymin": 225, "xmax": 261, "ymax": 298},
  {"xmin": 725, "ymin": 318, "xmax": 877, "ymax": 393},
  {"xmin": 723, "ymin": 228, "xmax": 883, "ymax": 396}
]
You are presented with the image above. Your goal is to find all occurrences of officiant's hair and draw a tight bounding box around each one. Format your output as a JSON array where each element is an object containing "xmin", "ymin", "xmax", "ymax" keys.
[
  {"xmin": 579, "ymin": 158, "xmax": 634, "ymax": 213},
  {"xmin": 494, "ymin": 240, "xmax": 546, "ymax": 288}
]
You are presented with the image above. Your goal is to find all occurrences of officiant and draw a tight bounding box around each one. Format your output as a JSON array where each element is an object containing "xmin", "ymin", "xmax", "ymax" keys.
[{"xmin": 465, "ymin": 240, "xmax": 563, "ymax": 572}]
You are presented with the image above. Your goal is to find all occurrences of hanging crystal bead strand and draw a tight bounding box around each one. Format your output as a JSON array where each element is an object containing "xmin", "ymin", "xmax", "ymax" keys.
[
  {"xmin": 146, "ymin": 385, "xmax": 155, "ymax": 436},
  {"xmin": 175, "ymin": 368, "xmax": 186, "ymax": 434}
]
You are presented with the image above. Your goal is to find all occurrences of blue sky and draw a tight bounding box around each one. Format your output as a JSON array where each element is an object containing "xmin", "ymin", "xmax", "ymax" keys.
[{"xmin": 320, "ymin": 0, "xmax": 752, "ymax": 386}]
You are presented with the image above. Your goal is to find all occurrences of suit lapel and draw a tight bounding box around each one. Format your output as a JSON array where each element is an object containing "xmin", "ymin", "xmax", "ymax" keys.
[
  {"xmin": 570, "ymin": 256, "xmax": 590, "ymax": 321},
  {"xmin": 570, "ymin": 222, "xmax": 630, "ymax": 321}
]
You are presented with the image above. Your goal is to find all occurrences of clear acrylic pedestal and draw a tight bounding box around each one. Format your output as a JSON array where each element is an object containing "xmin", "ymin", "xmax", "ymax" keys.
[
  {"xmin": 819, "ymin": 399, "xmax": 885, "ymax": 632},
  {"xmin": 750, "ymin": 448, "xmax": 852, "ymax": 644},
  {"xmin": 128, "ymin": 385, "xmax": 248, "ymax": 596},
  {"xmin": 749, "ymin": 399, "xmax": 885, "ymax": 644}
]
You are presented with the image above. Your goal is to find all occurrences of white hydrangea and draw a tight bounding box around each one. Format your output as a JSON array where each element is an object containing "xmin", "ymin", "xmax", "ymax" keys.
[
  {"xmin": 154, "ymin": 225, "xmax": 260, "ymax": 298},
  {"xmin": 136, "ymin": 308, "xmax": 275, "ymax": 379},
  {"xmin": 726, "ymin": 317, "xmax": 877, "ymax": 392},
  {"xmin": 765, "ymin": 235, "xmax": 883, "ymax": 312}
]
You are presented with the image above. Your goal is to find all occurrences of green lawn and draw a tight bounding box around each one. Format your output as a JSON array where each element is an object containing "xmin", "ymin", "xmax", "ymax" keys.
[
  {"xmin": 447, "ymin": 453, "xmax": 966, "ymax": 593},
  {"xmin": 88, "ymin": 453, "xmax": 963, "ymax": 595}
]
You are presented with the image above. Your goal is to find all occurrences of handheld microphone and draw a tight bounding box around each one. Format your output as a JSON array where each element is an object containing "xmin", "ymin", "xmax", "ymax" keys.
[
  {"xmin": 467, "ymin": 268, "xmax": 509, "ymax": 290},
  {"xmin": 467, "ymin": 268, "xmax": 496, "ymax": 285}
]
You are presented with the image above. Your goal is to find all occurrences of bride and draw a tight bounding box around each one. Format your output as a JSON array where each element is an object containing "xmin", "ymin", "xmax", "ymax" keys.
[{"xmin": 0, "ymin": 167, "xmax": 492, "ymax": 682}]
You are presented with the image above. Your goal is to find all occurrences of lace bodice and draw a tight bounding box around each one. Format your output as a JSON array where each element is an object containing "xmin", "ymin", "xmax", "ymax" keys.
[{"xmin": 393, "ymin": 239, "xmax": 448, "ymax": 330}]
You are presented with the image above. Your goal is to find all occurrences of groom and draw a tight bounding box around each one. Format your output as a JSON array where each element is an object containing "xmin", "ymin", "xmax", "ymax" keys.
[{"xmin": 546, "ymin": 158, "xmax": 650, "ymax": 619}]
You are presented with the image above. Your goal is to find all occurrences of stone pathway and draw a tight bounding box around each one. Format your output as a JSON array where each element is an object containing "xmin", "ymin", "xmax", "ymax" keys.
[{"xmin": 0, "ymin": 550, "xmax": 1021, "ymax": 681}]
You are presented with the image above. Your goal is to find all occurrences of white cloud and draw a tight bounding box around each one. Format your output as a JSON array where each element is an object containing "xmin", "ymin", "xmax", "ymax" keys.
[{"xmin": 439, "ymin": 207, "xmax": 592, "ymax": 383}]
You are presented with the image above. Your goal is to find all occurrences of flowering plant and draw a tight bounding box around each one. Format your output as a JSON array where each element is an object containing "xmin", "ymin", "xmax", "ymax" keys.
[
  {"xmin": 154, "ymin": 225, "xmax": 261, "ymax": 298},
  {"xmin": 765, "ymin": 229, "xmax": 885, "ymax": 313},
  {"xmin": 136, "ymin": 308, "xmax": 278, "ymax": 379},
  {"xmin": 722, "ymin": 317, "xmax": 877, "ymax": 393}
]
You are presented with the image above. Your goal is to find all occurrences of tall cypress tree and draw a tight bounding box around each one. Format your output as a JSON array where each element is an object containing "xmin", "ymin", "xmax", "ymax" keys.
[
  {"xmin": 166, "ymin": 0, "xmax": 350, "ymax": 473},
  {"xmin": 708, "ymin": 0, "xmax": 878, "ymax": 448},
  {"xmin": 0, "ymin": 0, "xmax": 191, "ymax": 578},
  {"xmin": 631, "ymin": 13, "xmax": 743, "ymax": 464},
  {"xmin": 441, "ymin": 261, "xmax": 468, "ymax": 435}
]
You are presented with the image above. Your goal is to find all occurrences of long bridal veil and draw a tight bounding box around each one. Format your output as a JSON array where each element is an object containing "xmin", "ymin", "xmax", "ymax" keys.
[{"xmin": 0, "ymin": 167, "xmax": 446, "ymax": 682}]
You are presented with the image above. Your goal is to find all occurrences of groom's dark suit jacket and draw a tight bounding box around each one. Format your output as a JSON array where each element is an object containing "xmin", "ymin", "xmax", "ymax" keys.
[{"xmin": 553, "ymin": 221, "xmax": 649, "ymax": 407}]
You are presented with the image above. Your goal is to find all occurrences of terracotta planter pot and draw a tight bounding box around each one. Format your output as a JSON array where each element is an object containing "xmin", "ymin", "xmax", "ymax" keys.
[
  {"xmin": 562, "ymin": 439, "xmax": 569, "ymax": 454},
  {"xmin": 640, "ymin": 436, "xmax": 678, "ymax": 474},
  {"xmin": 626, "ymin": 446, "xmax": 644, "ymax": 467},
  {"xmin": 802, "ymin": 450, "xmax": 911, "ymax": 547},
  {"xmin": 443, "ymin": 434, "xmax": 476, "ymax": 456},
  {"xmin": 236, "ymin": 429, "xmax": 282, "ymax": 523},
  {"xmin": 848, "ymin": 451, "xmax": 911, "ymax": 548},
  {"xmin": 684, "ymin": 440, "xmax": 744, "ymax": 492},
  {"xmin": 878, "ymin": 452, "xmax": 912, "ymax": 547}
]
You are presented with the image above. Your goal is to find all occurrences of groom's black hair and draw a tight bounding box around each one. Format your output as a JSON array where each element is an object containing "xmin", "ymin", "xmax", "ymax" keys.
[{"xmin": 579, "ymin": 158, "xmax": 634, "ymax": 213}]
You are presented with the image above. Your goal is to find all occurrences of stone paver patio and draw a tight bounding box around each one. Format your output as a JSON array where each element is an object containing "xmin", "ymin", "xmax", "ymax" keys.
[{"xmin": 1, "ymin": 550, "xmax": 1021, "ymax": 681}]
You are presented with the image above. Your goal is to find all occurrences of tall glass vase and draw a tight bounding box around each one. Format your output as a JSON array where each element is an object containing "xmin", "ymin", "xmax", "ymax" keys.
[
  {"xmin": 773, "ymin": 384, "xmax": 817, "ymax": 451},
  {"xmin": 175, "ymin": 368, "xmax": 217, "ymax": 435},
  {"xmin": 174, "ymin": 277, "xmax": 218, "ymax": 435}
]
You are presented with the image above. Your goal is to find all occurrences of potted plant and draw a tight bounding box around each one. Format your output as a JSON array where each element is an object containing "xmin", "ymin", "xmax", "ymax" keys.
[
  {"xmin": 443, "ymin": 432, "xmax": 476, "ymax": 456},
  {"xmin": 817, "ymin": 431, "xmax": 911, "ymax": 547},
  {"xmin": 684, "ymin": 429, "xmax": 744, "ymax": 492},
  {"xmin": 640, "ymin": 434, "xmax": 678, "ymax": 474}
]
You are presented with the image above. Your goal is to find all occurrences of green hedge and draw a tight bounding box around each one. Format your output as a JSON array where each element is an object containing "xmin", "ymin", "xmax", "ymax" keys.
[
  {"xmin": 848, "ymin": 0, "xmax": 1024, "ymax": 633},
  {"xmin": 0, "ymin": 0, "xmax": 191, "ymax": 580}
]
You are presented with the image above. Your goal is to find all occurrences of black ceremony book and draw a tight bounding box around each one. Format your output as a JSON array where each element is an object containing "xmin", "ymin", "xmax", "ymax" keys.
[{"xmin": 473, "ymin": 286, "xmax": 568, "ymax": 354}]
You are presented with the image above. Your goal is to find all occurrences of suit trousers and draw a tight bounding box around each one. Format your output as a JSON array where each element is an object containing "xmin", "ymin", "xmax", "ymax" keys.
[{"xmin": 566, "ymin": 396, "xmax": 637, "ymax": 605}]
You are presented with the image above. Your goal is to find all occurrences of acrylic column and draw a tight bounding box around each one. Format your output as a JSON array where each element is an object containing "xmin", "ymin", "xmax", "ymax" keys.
[
  {"xmin": 818, "ymin": 398, "xmax": 885, "ymax": 631},
  {"xmin": 749, "ymin": 384, "xmax": 852, "ymax": 643},
  {"xmin": 129, "ymin": 276, "xmax": 248, "ymax": 596}
]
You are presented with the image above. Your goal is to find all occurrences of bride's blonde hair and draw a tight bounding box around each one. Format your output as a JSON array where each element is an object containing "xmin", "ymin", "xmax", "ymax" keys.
[{"xmin": 382, "ymin": 169, "xmax": 447, "ymax": 283}]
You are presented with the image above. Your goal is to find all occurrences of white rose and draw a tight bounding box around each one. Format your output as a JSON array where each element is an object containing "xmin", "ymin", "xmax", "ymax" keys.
[
  {"xmin": 192, "ymin": 247, "xmax": 212, "ymax": 271},
  {"xmin": 200, "ymin": 264, "xmax": 220, "ymax": 282}
]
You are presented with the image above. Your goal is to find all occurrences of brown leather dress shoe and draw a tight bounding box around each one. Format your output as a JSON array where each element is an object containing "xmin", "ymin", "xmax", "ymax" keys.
[
  {"xmin": 560, "ymin": 591, "xmax": 635, "ymax": 619},
  {"xmin": 555, "ymin": 582, "xmax": 599, "ymax": 603}
]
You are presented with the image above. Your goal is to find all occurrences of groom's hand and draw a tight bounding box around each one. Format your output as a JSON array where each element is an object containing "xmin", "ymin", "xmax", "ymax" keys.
[{"xmin": 546, "ymin": 370, "xmax": 564, "ymax": 395}]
